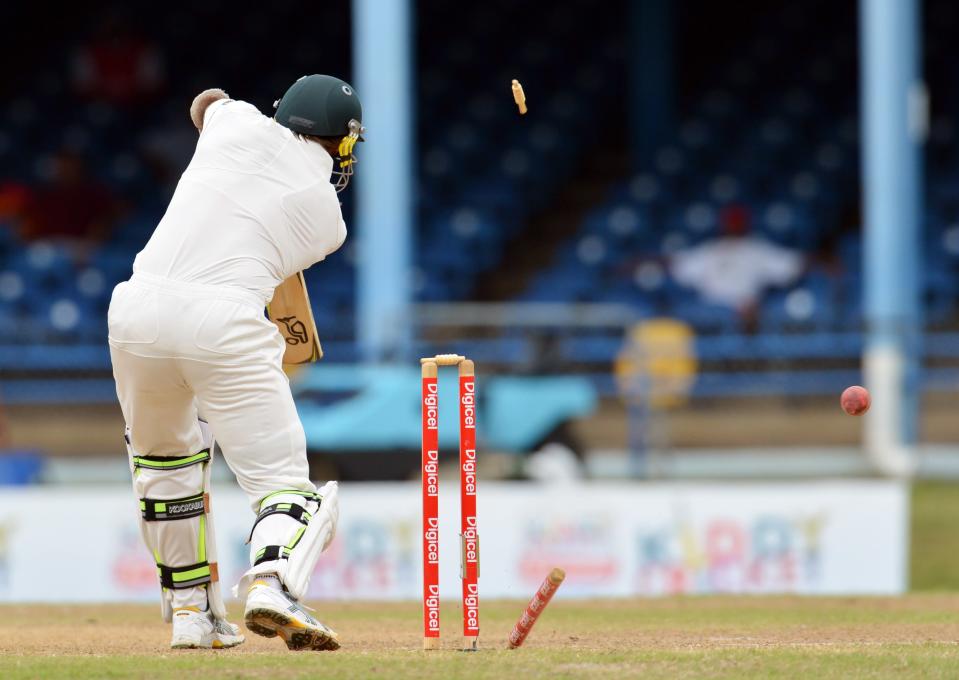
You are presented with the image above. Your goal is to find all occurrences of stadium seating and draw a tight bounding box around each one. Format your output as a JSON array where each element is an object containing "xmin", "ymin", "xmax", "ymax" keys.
[{"xmin": 3, "ymin": 0, "xmax": 959, "ymax": 402}]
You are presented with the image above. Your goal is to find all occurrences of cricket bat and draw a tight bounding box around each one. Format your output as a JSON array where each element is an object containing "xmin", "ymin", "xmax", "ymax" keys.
[{"xmin": 267, "ymin": 271, "xmax": 323, "ymax": 364}]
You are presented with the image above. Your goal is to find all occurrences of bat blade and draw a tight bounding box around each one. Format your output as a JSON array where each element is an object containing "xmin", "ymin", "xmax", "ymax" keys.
[{"xmin": 267, "ymin": 271, "xmax": 323, "ymax": 364}]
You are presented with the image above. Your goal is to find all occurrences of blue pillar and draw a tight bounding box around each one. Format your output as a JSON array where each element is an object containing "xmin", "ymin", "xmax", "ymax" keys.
[
  {"xmin": 353, "ymin": 0, "xmax": 414, "ymax": 361},
  {"xmin": 860, "ymin": 0, "xmax": 923, "ymax": 473},
  {"xmin": 629, "ymin": 0, "xmax": 673, "ymax": 171}
]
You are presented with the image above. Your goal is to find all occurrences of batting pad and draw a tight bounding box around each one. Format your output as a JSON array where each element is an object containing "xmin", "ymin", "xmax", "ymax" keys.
[
  {"xmin": 127, "ymin": 422, "xmax": 228, "ymax": 623},
  {"xmin": 234, "ymin": 481, "xmax": 339, "ymax": 601}
]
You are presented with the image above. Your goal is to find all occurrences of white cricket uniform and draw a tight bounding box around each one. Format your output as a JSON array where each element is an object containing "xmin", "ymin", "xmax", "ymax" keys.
[{"xmin": 108, "ymin": 99, "xmax": 345, "ymax": 609}]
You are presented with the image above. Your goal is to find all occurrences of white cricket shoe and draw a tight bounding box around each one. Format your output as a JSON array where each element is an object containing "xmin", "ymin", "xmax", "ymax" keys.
[
  {"xmin": 170, "ymin": 608, "xmax": 245, "ymax": 649},
  {"xmin": 244, "ymin": 580, "xmax": 340, "ymax": 651}
]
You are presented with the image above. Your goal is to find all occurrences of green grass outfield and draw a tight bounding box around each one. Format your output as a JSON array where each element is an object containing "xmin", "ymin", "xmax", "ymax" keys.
[
  {"xmin": 2, "ymin": 482, "xmax": 958, "ymax": 678},
  {"xmin": 911, "ymin": 481, "xmax": 959, "ymax": 590}
]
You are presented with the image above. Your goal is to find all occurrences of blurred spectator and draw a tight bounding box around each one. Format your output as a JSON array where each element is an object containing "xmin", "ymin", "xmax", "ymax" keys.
[
  {"xmin": 669, "ymin": 205, "xmax": 804, "ymax": 322},
  {"xmin": 20, "ymin": 150, "xmax": 122, "ymax": 250},
  {"xmin": 72, "ymin": 12, "xmax": 165, "ymax": 107}
]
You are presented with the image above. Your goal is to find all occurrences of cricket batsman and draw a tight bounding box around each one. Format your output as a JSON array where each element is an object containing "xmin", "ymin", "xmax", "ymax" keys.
[{"xmin": 107, "ymin": 74, "xmax": 363, "ymax": 650}]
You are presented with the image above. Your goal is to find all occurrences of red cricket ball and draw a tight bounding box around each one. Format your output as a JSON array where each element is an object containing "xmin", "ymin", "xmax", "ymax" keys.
[{"xmin": 840, "ymin": 385, "xmax": 871, "ymax": 416}]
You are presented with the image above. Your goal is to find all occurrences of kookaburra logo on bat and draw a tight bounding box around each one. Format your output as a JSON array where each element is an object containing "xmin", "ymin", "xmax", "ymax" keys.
[{"xmin": 277, "ymin": 316, "xmax": 309, "ymax": 345}]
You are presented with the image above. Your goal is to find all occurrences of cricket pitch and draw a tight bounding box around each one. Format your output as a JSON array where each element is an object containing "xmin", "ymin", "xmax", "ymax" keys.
[{"xmin": 2, "ymin": 596, "xmax": 959, "ymax": 678}]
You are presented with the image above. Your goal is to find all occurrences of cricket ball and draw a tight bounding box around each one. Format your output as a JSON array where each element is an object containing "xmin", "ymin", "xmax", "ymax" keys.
[{"xmin": 840, "ymin": 385, "xmax": 871, "ymax": 416}]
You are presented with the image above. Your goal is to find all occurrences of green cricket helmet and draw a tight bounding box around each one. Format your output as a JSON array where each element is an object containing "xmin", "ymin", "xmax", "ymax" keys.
[{"xmin": 273, "ymin": 74, "xmax": 365, "ymax": 192}]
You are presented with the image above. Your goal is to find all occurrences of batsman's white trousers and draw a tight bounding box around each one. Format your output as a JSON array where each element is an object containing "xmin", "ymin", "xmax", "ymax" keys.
[{"xmin": 108, "ymin": 272, "xmax": 315, "ymax": 505}]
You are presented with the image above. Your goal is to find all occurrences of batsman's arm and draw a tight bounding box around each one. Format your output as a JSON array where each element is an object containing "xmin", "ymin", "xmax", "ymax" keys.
[{"xmin": 190, "ymin": 88, "xmax": 231, "ymax": 132}]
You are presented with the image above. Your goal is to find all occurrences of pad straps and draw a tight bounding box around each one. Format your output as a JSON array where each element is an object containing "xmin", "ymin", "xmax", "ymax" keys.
[
  {"xmin": 155, "ymin": 514, "xmax": 219, "ymax": 588},
  {"xmin": 157, "ymin": 560, "xmax": 218, "ymax": 589},
  {"xmin": 134, "ymin": 448, "xmax": 219, "ymax": 592},
  {"xmin": 253, "ymin": 526, "xmax": 307, "ymax": 567},
  {"xmin": 140, "ymin": 493, "xmax": 208, "ymax": 521},
  {"xmin": 132, "ymin": 449, "xmax": 211, "ymax": 471},
  {"xmin": 246, "ymin": 503, "xmax": 312, "ymax": 543},
  {"xmin": 257, "ymin": 489, "xmax": 321, "ymax": 510},
  {"xmin": 136, "ymin": 450, "xmax": 212, "ymax": 522},
  {"xmin": 249, "ymin": 489, "xmax": 322, "ymax": 564},
  {"xmin": 246, "ymin": 489, "xmax": 320, "ymax": 544}
]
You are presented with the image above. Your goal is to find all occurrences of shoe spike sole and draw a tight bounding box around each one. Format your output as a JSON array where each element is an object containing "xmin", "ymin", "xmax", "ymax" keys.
[{"xmin": 245, "ymin": 607, "xmax": 340, "ymax": 651}]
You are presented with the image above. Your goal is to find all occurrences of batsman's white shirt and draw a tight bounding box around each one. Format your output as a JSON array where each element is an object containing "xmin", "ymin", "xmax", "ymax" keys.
[
  {"xmin": 134, "ymin": 98, "xmax": 347, "ymax": 301},
  {"xmin": 109, "ymin": 99, "xmax": 344, "ymax": 513}
]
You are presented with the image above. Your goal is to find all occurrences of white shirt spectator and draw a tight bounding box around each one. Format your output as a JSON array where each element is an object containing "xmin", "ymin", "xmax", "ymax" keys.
[{"xmin": 670, "ymin": 237, "xmax": 803, "ymax": 309}]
